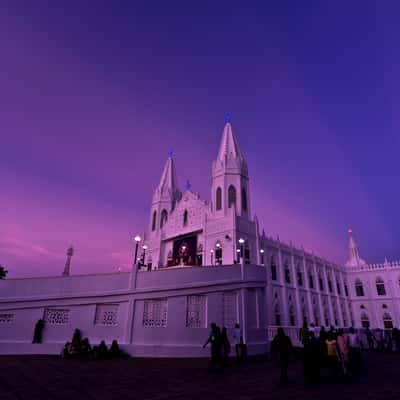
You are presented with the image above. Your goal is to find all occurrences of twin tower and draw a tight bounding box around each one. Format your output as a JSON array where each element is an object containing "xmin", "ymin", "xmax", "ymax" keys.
[{"xmin": 145, "ymin": 118, "xmax": 258, "ymax": 269}]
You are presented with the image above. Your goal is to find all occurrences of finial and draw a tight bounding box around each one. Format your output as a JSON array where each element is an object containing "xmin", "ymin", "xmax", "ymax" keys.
[
  {"xmin": 167, "ymin": 149, "xmax": 174, "ymax": 158},
  {"xmin": 224, "ymin": 113, "xmax": 232, "ymax": 123},
  {"xmin": 184, "ymin": 179, "xmax": 192, "ymax": 191}
]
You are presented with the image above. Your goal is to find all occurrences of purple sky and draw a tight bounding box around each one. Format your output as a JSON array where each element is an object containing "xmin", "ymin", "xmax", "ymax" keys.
[{"xmin": 1, "ymin": 1, "xmax": 399, "ymax": 277}]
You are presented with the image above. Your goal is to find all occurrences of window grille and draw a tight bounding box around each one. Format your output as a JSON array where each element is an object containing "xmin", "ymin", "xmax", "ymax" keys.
[
  {"xmin": 143, "ymin": 299, "xmax": 168, "ymax": 327},
  {"xmin": 95, "ymin": 304, "xmax": 119, "ymax": 326},
  {"xmin": 44, "ymin": 309, "xmax": 70, "ymax": 324},
  {"xmin": 186, "ymin": 295, "xmax": 207, "ymax": 328}
]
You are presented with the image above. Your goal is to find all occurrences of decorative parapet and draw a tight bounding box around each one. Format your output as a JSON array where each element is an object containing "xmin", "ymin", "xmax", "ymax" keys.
[
  {"xmin": 264, "ymin": 236, "xmax": 345, "ymax": 272},
  {"xmin": 347, "ymin": 260, "xmax": 400, "ymax": 272}
]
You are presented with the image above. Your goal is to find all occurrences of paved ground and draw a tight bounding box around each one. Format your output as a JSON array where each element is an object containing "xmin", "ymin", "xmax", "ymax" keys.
[{"xmin": 0, "ymin": 351, "xmax": 399, "ymax": 400}]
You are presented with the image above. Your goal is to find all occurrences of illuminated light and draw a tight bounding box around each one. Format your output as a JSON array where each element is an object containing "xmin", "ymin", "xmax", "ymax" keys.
[
  {"xmin": 260, "ymin": 249, "xmax": 265, "ymax": 254},
  {"xmin": 216, "ymin": 243, "xmax": 221, "ymax": 248},
  {"xmin": 210, "ymin": 249, "xmax": 214, "ymax": 253},
  {"xmin": 236, "ymin": 249, "xmax": 241, "ymax": 253},
  {"xmin": 238, "ymin": 238, "xmax": 245, "ymax": 244},
  {"xmin": 348, "ymin": 228, "xmax": 353, "ymax": 235},
  {"xmin": 142, "ymin": 245, "xmax": 148, "ymax": 250},
  {"xmin": 134, "ymin": 235, "xmax": 141, "ymax": 242},
  {"xmin": 182, "ymin": 245, "xmax": 186, "ymax": 250}
]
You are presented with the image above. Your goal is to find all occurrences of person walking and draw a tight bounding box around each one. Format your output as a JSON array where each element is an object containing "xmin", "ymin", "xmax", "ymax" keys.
[
  {"xmin": 271, "ymin": 327, "xmax": 293, "ymax": 387},
  {"xmin": 348, "ymin": 327, "xmax": 362, "ymax": 376},
  {"xmin": 337, "ymin": 329, "xmax": 349, "ymax": 377},
  {"xmin": 233, "ymin": 323, "xmax": 242, "ymax": 363},
  {"xmin": 326, "ymin": 332, "xmax": 339, "ymax": 379},
  {"xmin": 365, "ymin": 327, "xmax": 374, "ymax": 350},
  {"xmin": 203, "ymin": 323, "xmax": 221, "ymax": 372},
  {"xmin": 220, "ymin": 326, "xmax": 231, "ymax": 367},
  {"xmin": 299, "ymin": 320, "xmax": 309, "ymax": 347},
  {"xmin": 392, "ymin": 328, "xmax": 400, "ymax": 352},
  {"xmin": 303, "ymin": 331, "xmax": 320, "ymax": 384},
  {"xmin": 374, "ymin": 329, "xmax": 383, "ymax": 351}
]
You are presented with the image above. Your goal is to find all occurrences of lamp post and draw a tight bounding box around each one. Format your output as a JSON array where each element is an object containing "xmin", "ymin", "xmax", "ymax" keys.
[
  {"xmin": 236, "ymin": 248, "xmax": 241, "ymax": 263},
  {"xmin": 181, "ymin": 245, "xmax": 186, "ymax": 265},
  {"xmin": 210, "ymin": 249, "xmax": 214, "ymax": 266},
  {"xmin": 260, "ymin": 248, "xmax": 265, "ymax": 265},
  {"xmin": 238, "ymin": 238, "xmax": 245, "ymax": 265},
  {"xmin": 215, "ymin": 242, "xmax": 221, "ymax": 265},
  {"xmin": 142, "ymin": 244, "xmax": 148, "ymax": 263},
  {"xmin": 134, "ymin": 235, "xmax": 141, "ymax": 264}
]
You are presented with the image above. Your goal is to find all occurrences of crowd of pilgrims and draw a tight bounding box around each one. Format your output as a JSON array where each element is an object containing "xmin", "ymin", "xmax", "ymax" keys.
[
  {"xmin": 61, "ymin": 329, "xmax": 128, "ymax": 360},
  {"xmin": 271, "ymin": 321, "xmax": 400, "ymax": 387}
]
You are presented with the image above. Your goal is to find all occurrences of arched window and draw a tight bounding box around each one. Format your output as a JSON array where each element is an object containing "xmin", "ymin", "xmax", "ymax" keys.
[
  {"xmin": 319, "ymin": 275, "xmax": 324, "ymax": 291},
  {"xmin": 183, "ymin": 210, "xmax": 188, "ymax": 226},
  {"xmin": 328, "ymin": 278, "xmax": 333, "ymax": 293},
  {"xmin": 216, "ymin": 187, "xmax": 222, "ymax": 211},
  {"xmin": 289, "ymin": 305, "xmax": 296, "ymax": 326},
  {"xmin": 308, "ymin": 272, "xmax": 314, "ymax": 289},
  {"xmin": 241, "ymin": 188, "xmax": 247, "ymax": 212},
  {"xmin": 284, "ymin": 262, "xmax": 290, "ymax": 283},
  {"xmin": 160, "ymin": 209, "xmax": 168, "ymax": 228},
  {"xmin": 361, "ymin": 312, "xmax": 370, "ymax": 328},
  {"xmin": 344, "ymin": 281, "xmax": 349, "ymax": 297},
  {"xmin": 274, "ymin": 304, "xmax": 281, "ymax": 326},
  {"xmin": 151, "ymin": 210, "xmax": 157, "ymax": 231},
  {"xmin": 383, "ymin": 313, "xmax": 393, "ymax": 329},
  {"xmin": 270, "ymin": 256, "xmax": 277, "ymax": 281},
  {"xmin": 228, "ymin": 185, "xmax": 236, "ymax": 208},
  {"xmin": 355, "ymin": 279, "xmax": 364, "ymax": 297},
  {"xmin": 376, "ymin": 277, "xmax": 386, "ymax": 296}
]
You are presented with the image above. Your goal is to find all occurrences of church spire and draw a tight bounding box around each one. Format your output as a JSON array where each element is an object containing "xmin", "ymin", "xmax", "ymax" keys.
[
  {"xmin": 152, "ymin": 152, "xmax": 181, "ymax": 211},
  {"xmin": 345, "ymin": 229, "xmax": 366, "ymax": 267},
  {"xmin": 216, "ymin": 115, "xmax": 244, "ymax": 163},
  {"xmin": 156, "ymin": 151, "xmax": 178, "ymax": 195}
]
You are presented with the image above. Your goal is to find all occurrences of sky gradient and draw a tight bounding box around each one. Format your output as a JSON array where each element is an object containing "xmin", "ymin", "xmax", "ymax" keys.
[{"xmin": 1, "ymin": 1, "xmax": 399, "ymax": 277}]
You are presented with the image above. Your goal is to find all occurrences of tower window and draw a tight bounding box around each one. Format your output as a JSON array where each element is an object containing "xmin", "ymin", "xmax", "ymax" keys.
[
  {"xmin": 160, "ymin": 209, "xmax": 168, "ymax": 228},
  {"xmin": 216, "ymin": 187, "xmax": 222, "ymax": 211},
  {"xmin": 183, "ymin": 210, "xmax": 188, "ymax": 226},
  {"xmin": 151, "ymin": 211, "xmax": 157, "ymax": 231},
  {"xmin": 228, "ymin": 185, "xmax": 236, "ymax": 208},
  {"xmin": 241, "ymin": 188, "xmax": 247, "ymax": 212}
]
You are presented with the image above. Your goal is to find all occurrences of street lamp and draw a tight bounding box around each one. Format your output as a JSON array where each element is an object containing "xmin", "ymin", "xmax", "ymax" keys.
[
  {"xmin": 210, "ymin": 249, "xmax": 214, "ymax": 266},
  {"xmin": 142, "ymin": 244, "xmax": 148, "ymax": 260},
  {"xmin": 260, "ymin": 248, "xmax": 265, "ymax": 265},
  {"xmin": 134, "ymin": 235, "xmax": 141, "ymax": 264},
  {"xmin": 236, "ymin": 248, "xmax": 241, "ymax": 263}
]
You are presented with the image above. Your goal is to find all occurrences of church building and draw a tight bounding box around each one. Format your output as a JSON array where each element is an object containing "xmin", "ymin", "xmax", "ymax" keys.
[{"xmin": 0, "ymin": 117, "xmax": 399, "ymax": 357}]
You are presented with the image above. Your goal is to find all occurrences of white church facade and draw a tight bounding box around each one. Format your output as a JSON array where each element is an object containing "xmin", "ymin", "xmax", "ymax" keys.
[{"xmin": 0, "ymin": 118, "xmax": 399, "ymax": 357}]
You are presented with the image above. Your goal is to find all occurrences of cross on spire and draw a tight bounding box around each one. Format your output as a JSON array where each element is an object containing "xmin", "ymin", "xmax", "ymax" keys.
[{"xmin": 184, "ymin": 180, "xmax": 192, "ymax": 191}]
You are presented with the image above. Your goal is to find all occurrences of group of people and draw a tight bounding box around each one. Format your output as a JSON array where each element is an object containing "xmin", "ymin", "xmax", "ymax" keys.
[
  {"xmin": 271, "ymin": 322, "xmax": 366, "ymax": 386},
  {"xmin": 61, "ymin": 329, "xmax": 127, "ymax": 360},
  {"xmin": 363, "ymin": 327, "xmax": 400, "ymax": 352},
  {"xmin": 203, "ymin": 323, "xmax": 247, "ymax": 371}
]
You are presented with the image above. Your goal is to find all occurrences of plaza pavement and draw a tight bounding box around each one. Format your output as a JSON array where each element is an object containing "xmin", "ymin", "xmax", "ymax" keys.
[{"xmin": 0, "ymin": 351, "xmax": 399, "ymax": 399}]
